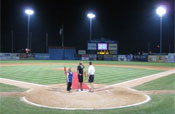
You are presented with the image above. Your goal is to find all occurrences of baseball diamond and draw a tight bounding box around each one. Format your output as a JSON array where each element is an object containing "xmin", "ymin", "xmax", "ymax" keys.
[
  {"xmin": 0, "ymin": 60, "xmax": 175, "ymax": 114},
  {"xmin": 1, "ymin": 1, "xmax": 175, "ymax": 113}
]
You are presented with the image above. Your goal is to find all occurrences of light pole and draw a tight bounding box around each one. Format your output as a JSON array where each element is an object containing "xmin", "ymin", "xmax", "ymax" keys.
[
  {"xmin": 25, "ymin": 9, "xmax": 34, "ymax": 49},
  {"xmin": 156, "ymin": 6, "xmax": 166, "ymax": 53},
  {"xmin": 87, "ymin": 13, "xmax": 95, "ymax": 41}
]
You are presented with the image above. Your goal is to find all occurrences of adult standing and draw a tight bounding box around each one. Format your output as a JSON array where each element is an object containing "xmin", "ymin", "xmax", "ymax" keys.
[
  {"xmin": 88, "ymin": 61, "xmax": 95, "ymax": 92},
  {"xmin": 77, "ymin": 62, "xmax": 85, "ymax": 91}
]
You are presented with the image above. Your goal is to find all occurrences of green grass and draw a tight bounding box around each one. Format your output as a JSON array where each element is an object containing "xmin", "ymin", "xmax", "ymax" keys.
[
  {"xmin": 94, "ymin": 66, "xmax": 161, "ymax": 84},
  {"xmin": 134, "ymin": 74, "xmax": 175, "ymax": 90},
  {"xmin": 0, "ymin": 60, "xmax": 175, "ymax": 114},
  {"xmin": 0, "ymin": 83, "xmax": 26, "ymax": 92},
  {"xmin": 0, "ymin": 61, "xmax": 162, "ymax": 84},
  {"xmin": 0, "ymin": 60, "xmax": 174, "ymax": 67},
  {"xmin": 0, "ymin": 95, "xmax": 174, "ymax": 114}
]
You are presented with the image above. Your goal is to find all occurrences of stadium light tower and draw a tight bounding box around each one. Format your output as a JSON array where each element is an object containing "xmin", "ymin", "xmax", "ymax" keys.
[
  {"xmin": 25, "ymin": 9, "xmax": 34, "ymax": 49},
  {"xmin": 156, "ymin": 6, "xmax": 166, "ymax": 53},
  {"xmin": 87, "ymin": 13, "xmax": 95, "ymax": 41}
]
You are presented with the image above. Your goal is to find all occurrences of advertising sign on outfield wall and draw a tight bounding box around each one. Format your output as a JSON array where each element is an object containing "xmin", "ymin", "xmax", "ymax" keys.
[
  {"xmin": 133, "ymin": 55, "xmax": 148, "ymax": 61},
  {"xmin": 148, "ymin": 56, "xmax": 156, "ymax": 62},
  {"xmin": 108, "ymin": 44, "xmax": 117, "ymax": 50},
  {"xmin": 156, "ymin": 56, "xmax": 165, "ymax": 62},
  {"xmin": 89, "ymin": 54, "xmax": 97, "ymax": 60},
  {"xmin": 0, "ymin": 53, "xmax": 20, "ymax": 60},
  {"xmin": 81, "ymin": 54, "xmax": 89, "ymax": 60},
  {"xmin": 88, "ymin": 43, "xmax": 97, "ymax": 50},
  {"xmin": 148, "ymin": 55, "xmax": 165, "ymax": 62},
  {"xmin": 118, "ymin": 55, "xmax": 128, "ymax": 61},
  {"xmin": 118, "ymin": 55, "xmax": 133, "ymax": 61},
  {"xmin": 165, "ymin": 55, "xmax": 175, "ymax": 63},
  {"xmin": 78, "ymin": 50, "xmax": 86, "ymax": 55}
]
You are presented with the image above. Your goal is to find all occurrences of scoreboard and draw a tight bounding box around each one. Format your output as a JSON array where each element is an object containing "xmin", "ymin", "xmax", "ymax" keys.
[
  {"xmin": 87, "ymin": 41, "xmax": 118, "ymax": 55},
  {"xmin": 98, "ymin": 43, "xmax": 108, "ymax": 50}
]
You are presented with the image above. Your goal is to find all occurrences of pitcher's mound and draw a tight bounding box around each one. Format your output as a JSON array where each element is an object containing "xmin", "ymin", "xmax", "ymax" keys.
[{"xmin": 23, "ymin": 84, "xmax": 150, "ymax": 109}]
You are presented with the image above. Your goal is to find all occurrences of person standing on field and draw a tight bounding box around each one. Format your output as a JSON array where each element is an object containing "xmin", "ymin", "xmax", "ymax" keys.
[
  {"xmin": 88, "ymin": 61, "xmax": 95, "ymax": 92},
  {"xmin": 77, "ymin": 62, "xmax": 85, "ymax": 91},
  {"xmin": 66, "ymin": 68, "xmax": 73, "ymax": 93}
]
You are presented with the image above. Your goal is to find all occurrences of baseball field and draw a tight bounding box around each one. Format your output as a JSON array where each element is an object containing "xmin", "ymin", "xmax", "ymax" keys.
[{"xmin": 0, "ymin": 60, "xmax": 175, "ymax": 114}]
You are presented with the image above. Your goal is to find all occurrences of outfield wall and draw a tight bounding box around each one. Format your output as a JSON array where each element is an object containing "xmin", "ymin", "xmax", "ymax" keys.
[
  {"xmin": 148, "ymin": 54, "xmax": 175, "ymax": 63},
  {"xmin": 0, "ymin": 53, "xmax": 20, "ymax": 60},
  {"xmin": 35, "ymin": 53, "xmax": 50, "ymax": 60},
  {"xmin": 49, "ymin": 48, "xmax": 76, "ymax": 60},
  {"xmin": 80, "ymin": 54, "xmax": 118, "ymax": 61},
  {"xmin": 133, "ymin": 55, "xmax": 147, "ymax": 61},
  {"xmin": 165, "ymin": 54, "xmax": 175, "ymax": 63},
  {"xmin": 118, "ymin": 55, "xmax": 133, "ymax": 61},
  {"xmin": 0, "ymin": 52, "xmax": 174, "ymax": 63}
]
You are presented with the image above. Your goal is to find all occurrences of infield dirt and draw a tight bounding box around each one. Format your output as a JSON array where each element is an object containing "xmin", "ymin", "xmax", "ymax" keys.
[{"xmin": 23, "ymin": 84, "xmax": 147, "ymax": 109}]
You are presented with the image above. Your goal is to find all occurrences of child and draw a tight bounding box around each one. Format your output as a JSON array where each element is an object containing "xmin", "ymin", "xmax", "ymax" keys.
[{"xmin": 67, "ymin": 68, "xmax": 73, "ymax": 93}]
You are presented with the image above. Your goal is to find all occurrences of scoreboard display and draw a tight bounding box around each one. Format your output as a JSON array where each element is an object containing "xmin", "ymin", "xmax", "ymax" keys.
[
  {"xmin": 98, "ymin": 43, "xmax": 108, "ymax": 50},
  {"xmin": 88, "ymin": 42, "xmax": 118, "ymax": 55}
]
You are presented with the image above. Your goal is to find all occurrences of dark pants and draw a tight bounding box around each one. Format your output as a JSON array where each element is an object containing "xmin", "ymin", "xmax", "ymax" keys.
[
  {"xmin": 89, "ymin": 75, "xmax": 94, "ymax": 83},
  {"xmin": 67, "ymin": 82, "xmax": 72, "ymax": 91},
  {"xmin": 78, "ymin": 75, "xmax": 83, "ymax": 82}
]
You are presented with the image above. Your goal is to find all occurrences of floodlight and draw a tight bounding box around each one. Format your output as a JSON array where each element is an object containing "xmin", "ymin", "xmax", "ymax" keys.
[
  {"xmin": 25, "ymin": 9, "xmax": 34, "ymax": 15},
  {"xmin": 156, "ymin": 6, "xmax": 166, "ymax": 17},
  {"xmin": 87, "ymin": 13, "xmax": 95, "ymax": 19}
]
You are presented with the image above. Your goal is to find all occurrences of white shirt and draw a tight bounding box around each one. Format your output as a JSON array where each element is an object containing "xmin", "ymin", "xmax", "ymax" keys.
[{"xmin": 88, "ymin": 65, "xmax": 95, "ymax": 75}]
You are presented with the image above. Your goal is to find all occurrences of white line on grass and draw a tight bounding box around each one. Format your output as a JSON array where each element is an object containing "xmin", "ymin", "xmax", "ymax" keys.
[{"xmin": 99, "ymin": 69, "xmax": 175, "ymax": 89}]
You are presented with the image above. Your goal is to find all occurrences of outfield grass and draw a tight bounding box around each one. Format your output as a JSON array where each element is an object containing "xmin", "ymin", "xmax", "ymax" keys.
[
  {"xmin": 134, "ymin": 74, "xmax": 175, "ymax": 90},
  {"xmin": 0, "ymin": 60, "xmax": 174, "ymax": 67},
  {"xmin": 0, "ymin": 83, "xmax": 26, "ymax": 92},
  {"xmin": 0, "ymin": 61, "xmax": 163, "ymax": 84}
]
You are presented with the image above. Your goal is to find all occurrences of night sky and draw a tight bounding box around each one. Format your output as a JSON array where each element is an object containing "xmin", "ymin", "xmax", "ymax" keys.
[{"xmin": 1, "ymin": 0, "xmax": 175, "ymax": 54}]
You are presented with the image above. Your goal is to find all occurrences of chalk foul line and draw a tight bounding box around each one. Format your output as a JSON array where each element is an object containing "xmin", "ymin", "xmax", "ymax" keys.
[{"xmin": 98, "ymin": 69, "xmax": 175, "ymax": 90}]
